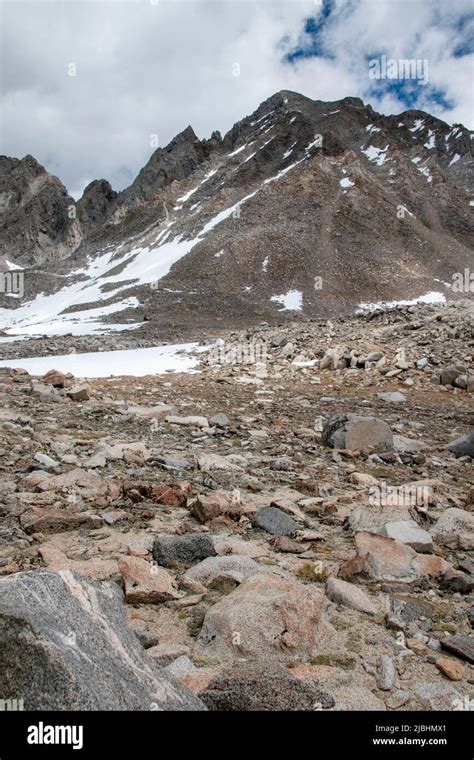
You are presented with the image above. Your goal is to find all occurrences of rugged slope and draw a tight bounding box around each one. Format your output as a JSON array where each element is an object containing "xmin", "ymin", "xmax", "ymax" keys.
[{"xmin": 0, "ymin": 91, "xmax": 472, "ymax": 336}]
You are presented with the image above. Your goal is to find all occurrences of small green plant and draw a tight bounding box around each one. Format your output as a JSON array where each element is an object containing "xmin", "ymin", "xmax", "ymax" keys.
[
  {"xmin": 187, "ymin": 609, "xmax": 206, "ymax": 638},
  {"xmin": 297, "ymin": 562, "xmax": 328, "ymax": 582},
  {"xmin": 331, "ymin": 619, "xmax": 349, "ymax": 631},
  {"xmin": 431, "ymin": 622, "xmax": 457, "ymax": 634},
  {"xmin": 310, "ymin": 654, "xmax": 355, "ymax": 670},
  {"xmin": 346, "ymin": 632, "xmax": 362, "ymax": 653}
]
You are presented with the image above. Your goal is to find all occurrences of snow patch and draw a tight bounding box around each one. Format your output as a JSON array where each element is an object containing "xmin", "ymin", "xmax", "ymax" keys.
[
  {"xmin": 357, "ymin": 291, "xmax": 446, "ymax": 312},
  {"xmin": 0, "ymin": 343, "xmax": 206, "ymax": 378},
  {"xmin": 270, "ymin": 290, "xmax": 303, "ymax": 311},
  {"xmin": 424, "ymin": 131, "xmax": 435, "ymax": 150},
  {"xmin": 409, "ymin": 119, "xmax": 424, "ymax": 133},
  {"xmin": 4, "ymin": 260, "xmax": 24, "ymax": 271},
  {"xmin": 362, "ymin": 145, "xmax": 389, "ymax": 166}
]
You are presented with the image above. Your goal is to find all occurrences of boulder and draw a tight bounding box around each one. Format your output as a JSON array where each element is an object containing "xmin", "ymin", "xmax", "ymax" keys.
[
  {"xmin": 448, "ymin": 431, "xmax": 474, "ymax": 458},
  {"xmin": 196, "ymin": 573, "xmax": 331, "ymax": 661},
  {"xmin": 43, "ymin": 369, "xmax": 65, "ymax": 388},
  {"xmin": 166, "ymin": 415, "xmax": 209, "ymax": 428},
  {"xmin": 118, "ymin": 556, "xmax": 181, "ymax": 604},
  {"xmin": 67, "ymin": 384, "xmax": 90, "ymax": 401},
  {"xmin": 20, "ymin": 507, "xmax": 102, "ymax": 534},
  {"xmin": 251, "ymin": 506, "xmax": 298, "ymax": 536},
  {"xmin": 197, "ymin": 453, "xmax": 243, "ymax": 472},
  {"xmin": 378, "ymin": 392, "xmax": 406, "ymax": 403},
  {"xmin": 454, "ymin": 374, "xmax": 474, "ymax": 392},
  {"xmin": 340, "ymin": 531, "xmax": 450, "ymax": 583},
  {"xmin": 393, "ymin": 435, "xmax": 427, "ymax": 453},
  {"xmin": 190, "ymin": 490, "xmax": 244, "ymax": 524},
  {"xmin": 146, "ymin": 643, "xmax": 191, "ymax": 667},
  {"xmin": 440, "ymin": 635, "xmax": 474, "ymax": 664},
  {"xmin": 31, "ymin": 383, "xmax": 61, "ymax": 402},
  {"xmin": 320, "ymin": 347, "xmax": 348, "ymax": 371},
  {"xmin": 123, "ymin": 403, "xmax": 175, "ymax": 418},
  {"xmin": 201, "ymin": 664, "xmax": 334, "ymax": 711},
  {"xmin": 348, "ymin": 504, "xmax": 412, "ymax": 534},
  {"xmin": 383, "ymin": 520, "xmax": 433, "ymax": 553},
  {"xmin": 152, "ymin": 533, "xmax": 216, "ymax": 567},
  {"xmin": 209, "ymin": 413, "xmax": 230, "ymax": 428},
  {"xmin": 376, "ymin": 655, "xmax": 396, "ymax": 691},
  {"xmin": 326, "ymin": 576, "xmax": 379, "ymax": 615},
  {"xmin": 34, "ymin": 452, "xmax": 59, "ymax": 470},
  {"xmin": 432, "ymin": 508, "xmax": 474, "ymax": 549},
  {"xmin": 440, "ymin": 365, "xmax": 465, "ymax": 386},
  {"xmin": 436, "ymin": 657, "xmax": 464, "ymax": 681},
  {"xmin": 183, "ymin": 555, "xmax": 262, "ymax": 590},
  {"xmin": 0, "ymin": 570, "xmax": 204, "ymax": 710},
  {"xmin": 321, "ymin": 414, "xmax": 393, "ymax": 452},
  {"xmin": 412, "ymin": 681, "xmax": 462, "ymax": 711}
]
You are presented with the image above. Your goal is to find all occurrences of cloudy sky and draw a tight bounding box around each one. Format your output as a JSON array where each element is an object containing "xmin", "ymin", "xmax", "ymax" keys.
[{"xmin": 1, "ymin": 0, "xmax": 472, "ymax": 198}]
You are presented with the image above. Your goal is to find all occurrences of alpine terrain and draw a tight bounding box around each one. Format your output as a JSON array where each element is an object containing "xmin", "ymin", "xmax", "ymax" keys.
[{"xmin": 0, "ymin": 91, "xmax": 472, "ymax": 715}]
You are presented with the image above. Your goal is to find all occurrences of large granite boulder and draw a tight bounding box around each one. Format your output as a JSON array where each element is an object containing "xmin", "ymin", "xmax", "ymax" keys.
[{"xmin": 0, "ymin": 570, "xmax": 205, "ymax": 710}]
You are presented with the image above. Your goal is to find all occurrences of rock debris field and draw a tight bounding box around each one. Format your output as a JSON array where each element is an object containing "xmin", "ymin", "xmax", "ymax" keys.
[{"xmin": 0, "ymin": 300, "xmax": 472, "ymax": 711}]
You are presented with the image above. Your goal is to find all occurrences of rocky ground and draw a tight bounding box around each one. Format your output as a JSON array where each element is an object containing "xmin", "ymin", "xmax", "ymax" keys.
[{"xmin": 0, "ymin": 299, "xmax": 473, "ymax": 711}]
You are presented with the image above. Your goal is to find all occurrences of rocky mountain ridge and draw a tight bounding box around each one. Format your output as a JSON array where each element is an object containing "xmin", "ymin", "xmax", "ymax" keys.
[{"xmin": 0, "ymin": 91, "xmax": 472, "ymax": 336}]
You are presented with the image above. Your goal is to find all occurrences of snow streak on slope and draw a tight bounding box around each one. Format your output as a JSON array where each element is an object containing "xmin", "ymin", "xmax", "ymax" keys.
[{"xmin": 0, "ymin": 153, "xmax": 313, "ymax": 337}]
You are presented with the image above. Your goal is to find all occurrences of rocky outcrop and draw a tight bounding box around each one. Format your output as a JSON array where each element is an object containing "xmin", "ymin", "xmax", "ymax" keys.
[
  {"xmin": 196, "ymin": 573, "xmax": 331, "ymax": 661},
  {"xmin": 0, "ymin": 570, "xmax": 205, "ymax": 710},
  {"xmin": 76, "ymin": 179, "xmax": 117, "ymax": 238},
  {"xmin": 0, "ymin": 155, "xmax": 82, "ymax": 267},
  {"xmin": 321, "ymin": 414, "xmax": 394, "ymax": 452}
]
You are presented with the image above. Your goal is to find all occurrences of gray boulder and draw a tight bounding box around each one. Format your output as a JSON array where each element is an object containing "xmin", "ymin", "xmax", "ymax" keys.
[
  {"xmin": 440, "ymin": 365, "xmax": 465, "ymax": 386},
  {"xmin": 383, "ymin": 520, "xmax": 433, "ymax": 553},
  {"xmin": 196, "ymin": 573, "xmax": 330, "ymax": 661},
  {"xmin": 251, "ymin": 506, "xmax": 298, "ymax": 536},
  {"xmin": 431, "ymin": 508, "xmax": 474, "ymax": 549},
  {"xmin": 321, "ymin": 414, "xmax": 393, "ymax": 452},
  {"xmin": 448, "ymin": 430, "xmax": 474, "ymax": 458},
  {"xmin": 378, "ymin": 392, "xmax": 406, "ymax": 403},
  {"xmin": 412, "ymin": 681, "xmax": 462, "ymax": 711},
  {"xmin": 201, "ymin": 664, "xmax": 334, "ymax": 711},
  {"xmin": 152, "ymin": 533, "xmax": 217, "ymax": 567},
  {"xmin": 0, "ymin": 570, "xmax": 205, "ymax": 710},
  {"xmin": 326, "ymin": 576, "xmax": 379, "ymax": 615}
]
